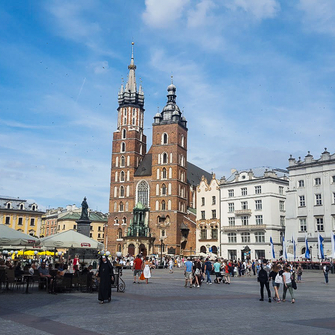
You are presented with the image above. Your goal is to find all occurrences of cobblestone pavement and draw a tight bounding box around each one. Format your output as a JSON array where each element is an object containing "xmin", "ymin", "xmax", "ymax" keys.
[{"xmin": 1, "ymin": 269, "xmax": 335, "ymax": 335}]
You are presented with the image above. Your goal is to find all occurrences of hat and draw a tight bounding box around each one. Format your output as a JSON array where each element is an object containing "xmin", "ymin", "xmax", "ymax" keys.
[
  {"xmin": 102, "ymin": 255, "xmax": 106, "ymax": 258},
  {"xmin": 187, "ymin": 257, "xmax": 191, "ymax": 260}
]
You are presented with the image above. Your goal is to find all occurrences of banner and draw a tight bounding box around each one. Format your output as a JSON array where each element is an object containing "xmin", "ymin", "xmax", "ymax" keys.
[
  {"xmin": 283, "ymin": 236, "xmax": 287, "ymax": 260},
  {"xmin": 305, "ymin": 236, "xmax": 310, "ymax": 259},
  {"xmin": 270, "ymin": 237, "xmax": 275, "ymax": 259},
  {"xmin": 292, "ymin": 236, "xmax": 296, "ymax": 260},
  {"xmin": 318, "ymin": 233, "xmax": 324, "ymax": 260}
]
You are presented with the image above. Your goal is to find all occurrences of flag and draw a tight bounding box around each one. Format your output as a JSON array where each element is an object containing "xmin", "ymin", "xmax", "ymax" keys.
[
  {"xmin": 318, "ymin": 233, "xmax": 324, "ymax": 260},
  {"xmin": 331, "ymin": 232, "xmax": 335, "ymax": 259},
  {"xmin": 305, "ymin": 236, "xmax": 310, "ymax": 259},
  {"xmin": 270, "ymin": 237, "xmax": 275, "ymax": 259},
  {"xmin": 292, "ymin": 236, "xmax": 296, "ymax": 260},
  {"xmin": 283, "ymin": 236, "xmax": 287, "ymax": 260}
]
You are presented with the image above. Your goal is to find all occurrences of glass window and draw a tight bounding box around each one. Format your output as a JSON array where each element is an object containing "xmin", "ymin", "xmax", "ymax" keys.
[
  {"xmin": 315, "ymin": 194, "xmax": 322, "ymax": 206},
  {"xmin": 255, "ymin": 186, "xmax": 261, "ymax": 194},
  {"xmin": 228, "ymin": 203, "xmax": 234, "ymax": 212},
  {"xmin": 255, "ymin": 200, "xmax": 262, "ymax": 210},
  {"xmin": 201, "ymin": 229, "xmax": 207, "ymax": 240},
  {"xmin": 161, "ymin": 200, "xmax": 166, "ymax": 210},
  {"xmin": 241, "ymin": 216, "xmax": 249, "ymax": 225},
  {"xmin": 30, "ymin": 218, "xmax": 35, "ymax": 226},
  {"xmin": 228, "ymin": 189, "xmax": 234, "ymax": 197},
  {"xmin": 137, "ymin": 180, "xmax": 149, "ymax": 207},
  {"xmin": 298, "ymin": 180, "xmax": 304, "ymax": 187},
  {"xmin": 212, "ymin": 210, "xmax": 216, "ymax": 219},
  {"xmin": 315, "ymin": 177, "xmax": 321, "ymax": 185},
  {"xmin": 228, "ymin": 217, "xmax": 235, "ymax": 226},
  {"xmin": 241, "ymin": 188, "xmax": 247, "ymax": 196},
  {"xmin": 279, "ymin": 186, "xmax": 284, "ymax": 195},
  {"xmin": 255, "ymin": 232, "xmax": 265, "ymax": 243},
  {"xmin": 241, "ymin": 232, "xmax": 250, "ymax": 243},
  {"xmin": 201, "ymin": 197, "xmax": 205, "ymax": 206},
  {"xmin": 299, "ymin": 195, "xmax": 305, "ymax": 207},
  {"xmin": 228, "ymin": 233, "xmax": 237, "ymax": 243},
  {"xmin": 212, "ymin": 196, "xmax": 216, "ymax": 205},
  {"xmin": 162, "ymin": 184, "xmax": 167, "ymax": 196},
  {"xmin": 299, "ymin": 218, "xmax": 307, "ymax": 232},
  {"xmin": 316, "ymin": 217, "xmax": 324, "ymax": 231},
  {"xmin": 5, "ymin": 216, "xmax": 10, "ymax": 225},
  {"xmin": 255, "ymin": 215, "xmax": 263, "ymax": 225},
  {"xmin": 201, "ymin": 211, "xmax": 205, "ymax": 220},
  {"xmin": 18, "ymin": 217, "xmax": 23, "ymax": 226},
  {"xmin": 211, "ymin": 228, "xmax": 218, "ymax": 240},
  {"xmin": 279, "ymin": 200, "xmax": 285, "ymax": 211},
  {"xmin": 332, "ymin": 176, "xmax": 335, "ymax": 183},
  {"xmin": 241, "ymin": 201, "xmax": 248, "ymax": 210},
  {"xmin": 280, "ymin": 216, "xmax": 285, "ymax": 226}
]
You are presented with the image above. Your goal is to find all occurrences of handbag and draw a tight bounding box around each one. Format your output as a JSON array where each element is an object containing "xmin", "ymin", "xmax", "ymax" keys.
[
  {"xmin": 275, "ymin": 273, "xmax": 283, "ymax": 284},
  {"xmin": 292, "ymin": 279, "xmax": 297, "ymax": 290},
  {"xmin": 140, "ymin": 272, "xmax": 145, "ymax": 280}
]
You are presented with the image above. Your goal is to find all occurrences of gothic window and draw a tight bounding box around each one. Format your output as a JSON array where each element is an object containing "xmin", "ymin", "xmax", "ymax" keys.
[
  {"xmin": 119, "ymin": 202, "xmax": 124, "ymax": 212},
  {"xmin": 118, "ymin": 228, "xmax": 122, "ymax": 239},
  {"xmin": 162, "ymin": 153, "xmax": 168, "ymax": 164},
  {"xmin": 122, "ymin": 217, "xmax": 127, "ymax": 224},
  {"xmin": 122, "ymin": 129, "xmax": 126, "ymax": 139},
  {"xmin": 137, "ymin": 180, "xmax": 149, "ymax": 207},
  {"xmin": 123, "ymin": 108, "xmax": 127, "ymax": 125},
  {"xmin": 162, "ymin": 168, "xmax": 167, "ymax": 179},
  {"xmin": 162, "ymin": 133, "xmax": 168, "ymax": 144},
  {"xmin": 120, "ymin": 171, "xmax": 125, "ymax": 182},
  {"xmin": 121, "ymin": 156, "xmax": 125, "ymax": 167},
  {"xmin": 121, "ymin": 142, "xmax": 126, "ymax": 153},
  {"xmin": 120, "ymin": 186, "xmax": 125, "ymax": 197},
  {"xmin": 162, "ymin": 184, "xmax": 167, "ymax": 196},
  {"xmin": 162, "ymin": 200, "xmax": 166, "ymax": 210}
]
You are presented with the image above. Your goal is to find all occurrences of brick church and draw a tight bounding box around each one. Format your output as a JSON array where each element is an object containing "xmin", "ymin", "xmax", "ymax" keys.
[{"xmin": 105, "ymin": 45, "xmax": 211, "ymax": 257}]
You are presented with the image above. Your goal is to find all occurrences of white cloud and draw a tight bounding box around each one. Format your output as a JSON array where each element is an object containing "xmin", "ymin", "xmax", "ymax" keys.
[
  {"xmin": 225, "ymin": 0, "xmax": 280, "ymax": 20},
  {"xmin": 298, "ymin": 0, "xmax": 335, "ymax": 35},
  {"xmin": 142, "ymin": 0, "xmax": 190, "ymax": 28},
  {"xmin": 187, "ymin": 0, "xmax": 216, "ymax": 28}
]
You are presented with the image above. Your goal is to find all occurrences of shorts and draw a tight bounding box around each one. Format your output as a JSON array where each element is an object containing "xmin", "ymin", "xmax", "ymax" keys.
[
  {"xmin": 185, "ymin": 271, "xmax": 192, "ymax": 280},
  {"xmin": 134, "ymin": 269, "xmax": 142, "ymax": 276}
]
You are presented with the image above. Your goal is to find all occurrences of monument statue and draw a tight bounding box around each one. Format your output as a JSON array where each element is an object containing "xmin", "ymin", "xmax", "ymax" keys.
[{"xmin": 79, "ymin": 197, "xmax": 89, "ymax": 221}]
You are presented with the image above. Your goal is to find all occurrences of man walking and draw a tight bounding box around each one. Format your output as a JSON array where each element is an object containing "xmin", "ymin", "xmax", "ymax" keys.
[
  {"xmin": 323, "ymin": 262, "xmax": 330, "ymax": 284},
  {"xmin": 184, "ymin": 258, "xmax": 193, "ymax": 288},
  {"xmin": 204, "ymin": 258, "xmax": 213, "ymax": 284},
  {"xmin": 133, "ymin": 254, "xmax": 143, "ymax": 284},
  {"xmin": 258, "ymin": 259, "xmax": 271, "ymax": 302}
]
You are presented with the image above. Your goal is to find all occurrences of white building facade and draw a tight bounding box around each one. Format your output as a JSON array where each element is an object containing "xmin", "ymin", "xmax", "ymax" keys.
[
  {"xmin": 285, "ymin": 149, "xmax": 335, "ymax": 260},
  {"xmin": 220, "ymin": 169, "xmax": 288, "ymax": 261},
  {"xmin": 196, "ymin": 175, "xmax": 220, "ymax": 255}
]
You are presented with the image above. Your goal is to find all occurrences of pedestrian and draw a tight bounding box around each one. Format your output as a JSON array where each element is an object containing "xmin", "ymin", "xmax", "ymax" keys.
[
  {"xmin": 204, "ymin": 258, "xmax": 213, "ymax": 284},
  {"xmin": 282, "ymin": 266, "xmax": 295, "ymax": 303},
  {"xmin": 224, "ymin": 260, "xmax": 231, "ymax": 284},
  {"xmin": 96, "ymin": 255, "xmax": 114, "ymax": 304},
  {"xmin": 133, "ymin": 254, "xmax": 143, "ymax": 284},
  {"xmin": 213, "ymin": 259, "xmax": 221, "ymax": 283},
  {"xmin": 269, "ymin": 264, "xmax": 283, "ymax": 302},
  {"xmin": 252, "ymin": 260, "xmax": 256, "ymax": 275},
  {"xmin": 323, "ymin": 262, "xmax": 330, "ymax": 284},
  {"xmin": 258, "ymin": 259, "xmax": 271, "ymax": 303},
  {"xmin": 169, "ymin": 258, "xmax": 174, "ymax": 273},
  {"xmin": 184, "ymin": 257, "xmax": 193, "ymax": 288},
  {"xmin": 296, "ymin": 263, "xmax": 303, "ymax": 283},
  {"xmin": 142, "ymin": 257, "xmax": 152, "ymax": 284},
  {"xmin": 193, "ymin": 258, "xmax": 202, "ymax": 287}
]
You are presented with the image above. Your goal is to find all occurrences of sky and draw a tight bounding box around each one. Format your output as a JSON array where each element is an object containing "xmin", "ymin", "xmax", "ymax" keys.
[{"xmin": 0, "ymin": 0, "xmax": 334, "ymax": 213}]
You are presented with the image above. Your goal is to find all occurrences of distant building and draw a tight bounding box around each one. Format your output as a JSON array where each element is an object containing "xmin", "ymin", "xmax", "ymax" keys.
[
  {"xmin": 42, "ymin": 205, "xmax": 107, "ymax": 244},
  {"xmin": 286, "ymin": 149, "xmax": 335, "ymax": 260},
  {"xmin": 0, "ymin": 196, "xmax": 44, "ymax": 237},
  {"xmin": 219, "ymin": 169, "xmax": 288, "ymax": 260},
  {"xmin": 196, "ymin": 175, "xmax": 220, "ymax": 255}
]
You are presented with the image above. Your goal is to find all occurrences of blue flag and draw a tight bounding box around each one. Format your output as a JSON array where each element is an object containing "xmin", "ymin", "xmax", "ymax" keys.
[
  {"xmin": 318, "ymin": 233, "xmax": 324, "ymax": 259},
  {"xmin": 305, "ymin": 236, "xmax": 310, "ymax": 259},
  {"xmin": 292, "ymin": 236, "xmax": 296, "ymax": 260},
  {"xmin": 270, "ymin": 237, "xmax": 275, "ymax": 259},
  {"xmin": 283, "ymin": 236, "xmax": 287, "ymax": 260}
]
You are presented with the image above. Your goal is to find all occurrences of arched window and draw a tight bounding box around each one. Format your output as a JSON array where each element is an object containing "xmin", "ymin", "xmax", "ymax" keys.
[
  {"xmin": 122, "ymin": 129, "xmax": 126, "ymax": 139},
  {"xmin": 181, "ymin": 134, "xmax": 185, "ymax": 147},
  {"xmin": 118, "ymin": 228, "xmax": 122, "ymax": 239},
  {"xmin": 121, "ymin": 142, "xmax": 126, "ymax": 153},
  {"xmin": 200, "ymin": 246, "xmax": 206, "ymax": 253},
  {"xmin": 123, "ymin": 108, "xmax": 127, "ymax": 125},
  {"xmin": 120, "ymin": 186, "xmax": 125, "ymax": 197},
  {"xmin": 122, "ymin": 217, "xmax": 127, "ymax": 224},
  {"xmin": 162, "ymin": 184, "xmax": 167, "ymax": 196},
  {"xmin": 211, "ymin": 246, "xmax": 218, "ymax": 254},
  {"xmin": 119, "ymin": 202, "xmax": 124, "ymax": 212},
  {"xmin": 114, "ymin": 217, "xmax": 119, "ymax": 224},
  {"xmin": 136, "ymin": 180, "xmax": 149, "ymax": 207},
  {"xmin": 7, "ymin": 203, "xmax": 11, "ymax": 209},
  {"xmin": 19, "ymin": 204, "xmax": 24, "ymax": 210},
  {"xmin": 162, "ymin": 168, "xmax": 167, "ymax": 179},
  {"xmin": 118, "ymin": 244, "xmax": 122, "ymax": 252},
  {"xmin": 120, "ymin": 171, "xmax": 125, "ymax": 182},
  {"xmin": 121, "ymin": 155, "xmax": 125, "ymax": 167},
  {"xmin": 162, "ymin": 133, "xmax": 168, "ymax": 144},
  {"xmin": 162, "ymin": 153, "xmax": 168, "ymax": 164},
  {"xmin": 162, "ymin": 200, "xmax": 166, "ymax": 210}
]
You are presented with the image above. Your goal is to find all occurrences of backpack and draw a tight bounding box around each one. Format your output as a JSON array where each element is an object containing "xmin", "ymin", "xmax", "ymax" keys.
[{"xmin": 258, "ymin": 267, "xmax": 268, "ymax": 283}]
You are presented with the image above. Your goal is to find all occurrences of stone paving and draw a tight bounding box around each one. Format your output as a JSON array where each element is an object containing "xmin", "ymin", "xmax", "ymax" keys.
[{"xmin": 0, "ymin": 268, "xmax": 335, "ymax": 335}]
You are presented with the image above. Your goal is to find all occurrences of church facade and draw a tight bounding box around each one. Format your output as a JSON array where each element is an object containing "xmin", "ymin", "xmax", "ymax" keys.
[{"xmin": 105, "ymin": 46, "xmax": 211, "ymax": 257}]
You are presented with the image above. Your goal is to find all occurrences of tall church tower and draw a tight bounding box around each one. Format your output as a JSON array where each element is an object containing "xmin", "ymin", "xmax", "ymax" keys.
[
  {"xmin": 106, "ymin": 43, "xmax": 146, "ymax": 254},
  {"xmin": 150, "ymin": 81, "xmax": 188, "ymax": 255}
]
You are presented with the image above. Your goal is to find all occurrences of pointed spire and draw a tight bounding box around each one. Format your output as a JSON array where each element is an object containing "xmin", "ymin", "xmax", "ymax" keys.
[{"xmin": 126, "ymin": 42, "xmax": 137, "ymax": 93}]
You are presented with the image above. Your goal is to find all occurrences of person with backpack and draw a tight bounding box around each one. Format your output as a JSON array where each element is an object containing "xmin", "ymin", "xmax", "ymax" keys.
[
  {"xmin": 257, "ymin": 259, "xmax": 271, "ymax": 303},
  {"xmin": 323, "ymin": 262, "xmax": 330, "ymax": 284},
  {"xmin": 204, "ymin": 258, "xmax": 213, "ymax": 284}
]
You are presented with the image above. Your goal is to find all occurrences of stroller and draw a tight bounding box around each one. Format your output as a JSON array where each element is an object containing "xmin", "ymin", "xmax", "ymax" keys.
[{"xmin": 214, "ymin": 270, "xmax": 225, "ymax": 284}]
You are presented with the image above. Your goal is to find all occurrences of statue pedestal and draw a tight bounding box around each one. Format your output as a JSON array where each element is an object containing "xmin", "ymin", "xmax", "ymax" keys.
[{"xmin": 76, "ymin": 219, "xmax": 92, "ymax": 237}]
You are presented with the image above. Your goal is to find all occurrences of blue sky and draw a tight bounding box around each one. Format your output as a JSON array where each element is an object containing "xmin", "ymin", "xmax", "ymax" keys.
[{"xmin": 1, "ymin": 0, "xmax": 334, "ymax": 213}]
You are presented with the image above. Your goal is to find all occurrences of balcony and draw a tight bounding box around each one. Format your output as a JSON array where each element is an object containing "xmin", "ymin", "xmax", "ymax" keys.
[
  {"xmin": 235, "ymin": 209, "xmax": 252, "ymax": 216},
  {"xmin": 222, "ymin": 224, "xmax": 266, "ymax": 232}
]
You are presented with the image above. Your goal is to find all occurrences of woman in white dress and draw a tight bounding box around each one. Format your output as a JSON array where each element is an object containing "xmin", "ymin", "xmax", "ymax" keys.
[{"xmin": 142, "ymin": 257, "xmax": 152, "ymax": 284}]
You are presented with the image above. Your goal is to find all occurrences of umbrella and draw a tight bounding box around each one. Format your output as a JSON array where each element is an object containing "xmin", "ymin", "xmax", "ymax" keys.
[
  {"xmin": 39, "ymin": 230, "xmax": 103, "ymax": 250},
  {"xmin": 0, "ymin": 224, "xmax": 40, "ymax": 246}
]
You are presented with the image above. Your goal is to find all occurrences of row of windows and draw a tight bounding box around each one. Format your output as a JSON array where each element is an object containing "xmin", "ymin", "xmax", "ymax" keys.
[
  {"xmin": 201, "ymin": 196, "xmax": 216, "ymax": 206},
  {"xmin": 227, "ymin": 232, "xmax": 265, "ymax": 243},
  {"xmin": 200, "ymin": 228, "xmax": 218, "ymax": 240},
  {"xmin": 5, "ymin": 217, "xmax": 35, "ymax": 226},
  {"xmin": 4, "ymin": 203, "xmax": 37, "ymax": 210},
  {"xmin": 227, "ymin": 200, "xmax": 285, "ymax": 211},
  {"xmin": 299, "ymin": 193, "xmax": 335, "ymax": 207},
  {"xmin": 299, "ymin": 217, "xmax": 326, "ymax": 232},
  {"xmin": 119, "ymin": 142, "xmax": 143, "ymax": 155},
  {"xmin": 227, "ymin": 186, "xmax": 284, "ymax": 197},
  {"xmin": 114, "ymin": 217, "xmax": 127, "ymax": 225},
  {"xmin": 200, "ymin": 210, "xmax": 217, "ymax": 220},
  {"xmin": 113, "ymin": 202, "xmax": 129, "ymax": 212},
  {"xmin": 227, "ymin": 216, "xmax": 285, "ymax": 226},
  {"xmin": 120, "ymin": 108, "xmax": 143, "ymax": 128},
  {"xmin": 298, "ymin": 176, "xmax": 335, "ymax": 188},
  {"xmin": 115, "ymin": 170, "xmax": 130, "ymax": 182},
  {"xmin": 90, "ymin": 233, "xmax": 104, "ymax": 239}
]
